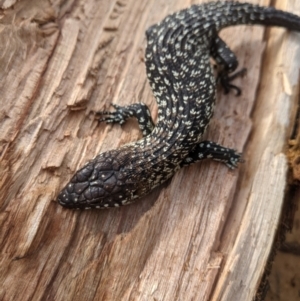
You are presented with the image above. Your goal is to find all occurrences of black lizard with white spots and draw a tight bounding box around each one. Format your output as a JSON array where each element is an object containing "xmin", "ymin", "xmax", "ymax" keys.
[{"xmin": 57, "ymin": 1, "xmax": 300, "ymax": 209}]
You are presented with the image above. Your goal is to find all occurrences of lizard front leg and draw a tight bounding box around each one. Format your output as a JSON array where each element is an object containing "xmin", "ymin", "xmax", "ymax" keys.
[
  {"xmin": 181, "ymin": 140, "xmax": 243, "ymax": 169},
  {"xmin": 96, "ymin": 103, "xmax": 155, "ymax": 137}
]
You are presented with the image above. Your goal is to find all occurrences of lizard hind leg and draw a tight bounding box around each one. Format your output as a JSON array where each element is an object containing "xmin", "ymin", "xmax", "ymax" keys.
[{"xmin": 210, "ymin": 36, "xmax": 247, "ymax": 96}]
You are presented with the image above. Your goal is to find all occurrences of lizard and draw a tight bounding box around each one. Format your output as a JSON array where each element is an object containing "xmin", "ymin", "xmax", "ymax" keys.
[{"xmin": 57, "ymin": 1, "xmax": 300, "ymax": 209}]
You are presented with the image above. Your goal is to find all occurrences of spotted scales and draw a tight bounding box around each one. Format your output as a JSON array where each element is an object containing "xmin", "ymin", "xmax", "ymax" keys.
[{"xmin": 57, "ymin": 1, "xmax": 300, "ymax": 209}]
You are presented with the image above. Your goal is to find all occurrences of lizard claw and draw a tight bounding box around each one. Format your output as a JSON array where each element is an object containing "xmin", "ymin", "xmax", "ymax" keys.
[{"xmin": 218, "ymin": 68, "xmax": 247, "ymax": 96}]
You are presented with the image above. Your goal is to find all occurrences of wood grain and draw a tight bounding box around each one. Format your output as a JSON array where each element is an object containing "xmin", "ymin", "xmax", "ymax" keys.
[{"xmin": 0, "ymin": 0, "xmax": 299, "ymax": 300}]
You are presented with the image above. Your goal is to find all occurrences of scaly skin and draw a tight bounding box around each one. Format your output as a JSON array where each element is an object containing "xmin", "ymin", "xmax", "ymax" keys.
[{"xmin": 57, "ymin": 2, "xmax": 300, "ymax": 209}]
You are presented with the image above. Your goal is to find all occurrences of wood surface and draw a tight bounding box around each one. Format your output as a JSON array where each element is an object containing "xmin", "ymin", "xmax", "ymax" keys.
[{"xmin": 1, "ymin": 0, "xmax": 300, "ymax": 300}]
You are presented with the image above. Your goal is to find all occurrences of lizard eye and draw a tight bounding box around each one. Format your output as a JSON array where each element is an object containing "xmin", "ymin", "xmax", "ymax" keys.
[{"xmin": 98, "ymin": 171, "xmax": 114, "ymax": 181}]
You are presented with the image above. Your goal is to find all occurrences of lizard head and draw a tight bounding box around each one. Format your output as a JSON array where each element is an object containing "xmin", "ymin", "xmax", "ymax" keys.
[{"xmin": 57, "ymin": 147, "xmax": 140, "ymax": 209}]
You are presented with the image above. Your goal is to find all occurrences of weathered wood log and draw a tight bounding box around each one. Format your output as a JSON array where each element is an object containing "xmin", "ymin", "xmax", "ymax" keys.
[{"xmin": 1, "ymin": 0, "xmax": 300, "ymax": 300}]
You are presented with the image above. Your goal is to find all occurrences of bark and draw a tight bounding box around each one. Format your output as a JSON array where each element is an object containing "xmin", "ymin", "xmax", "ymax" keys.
[{"xmin": 1, "ymin": 0, "xmax": 300, "ymax": 300}]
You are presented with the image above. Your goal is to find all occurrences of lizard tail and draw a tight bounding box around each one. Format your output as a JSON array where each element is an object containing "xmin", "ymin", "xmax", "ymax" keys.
[
  {"xmin": 214, "ymin": 2, "xmax": 300, "ymax": 32},
  {"xmin": 255, "ymin": 6, "xmax": 300, "ymax": 31}
]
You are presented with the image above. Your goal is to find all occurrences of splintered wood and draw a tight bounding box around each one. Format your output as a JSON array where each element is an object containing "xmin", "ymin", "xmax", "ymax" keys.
[{"xmin": 0, "ymin": 0, "xmax": 299, "ymax": 300}]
